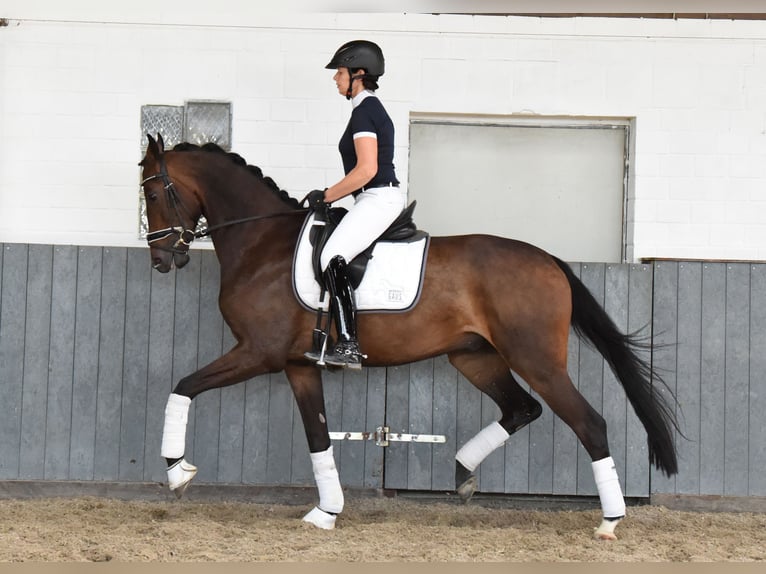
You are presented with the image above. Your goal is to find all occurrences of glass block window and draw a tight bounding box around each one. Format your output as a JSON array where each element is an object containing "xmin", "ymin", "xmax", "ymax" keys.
[
  {"xmin": 140, "ymin": 105, "xmax": 184, "ymax": 152},
  {"xmin": 185, "ymin": 101, "xmax": 232, "ymax": 149},
  {"xmin": 139, "ymin": 101, "xmax": 232, "ymax": 239}
]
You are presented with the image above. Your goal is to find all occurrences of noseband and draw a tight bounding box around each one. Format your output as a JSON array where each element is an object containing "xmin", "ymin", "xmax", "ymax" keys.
[{"xmin": 140, "ymin": 155, "xmax": 198, "ymax": 255}]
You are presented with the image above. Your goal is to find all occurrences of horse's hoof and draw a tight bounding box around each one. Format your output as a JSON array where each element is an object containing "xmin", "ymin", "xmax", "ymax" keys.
[
  {"xmin": 173, "ymin": 482, "xmax": 190, "ymax": 499},
  {"xmin": 456, "ymin": 475, "xmax": 477, "ymax": 503},
  {"xmin": 167, "ymin": 458, "xmax": 198, "ymax": 498},
  {"xmin": 594, "ymin": 517, "xmax": 621, "ymax": 540},
  {"xmin": 302, "ymin": 506, "xmax": 337, "ymax": 530},
  {"xmin": 594, "ymin": 530, "xmax": 618, "ymax": 541}
]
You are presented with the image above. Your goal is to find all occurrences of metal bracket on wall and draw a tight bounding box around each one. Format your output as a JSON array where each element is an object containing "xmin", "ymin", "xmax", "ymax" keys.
[{"xmin": 329, "ymin": 426, "xmax": 446, "ymax": 447}]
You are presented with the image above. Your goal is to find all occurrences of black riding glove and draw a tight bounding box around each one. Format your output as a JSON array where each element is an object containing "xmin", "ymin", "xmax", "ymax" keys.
[{"xmin": 307, "ymin": 188, "xmax": 328, "ymax": 211}]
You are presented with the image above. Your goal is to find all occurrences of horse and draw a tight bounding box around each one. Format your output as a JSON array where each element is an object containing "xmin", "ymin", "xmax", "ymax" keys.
[{"xmin": 138, "ymin": 133, "xmax": 679, "ymax": 540}]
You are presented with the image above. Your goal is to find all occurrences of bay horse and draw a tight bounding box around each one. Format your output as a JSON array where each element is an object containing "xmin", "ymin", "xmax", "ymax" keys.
[{"xmin": 139, "ymin": 133, "xmax": 679, "ymax": 540}]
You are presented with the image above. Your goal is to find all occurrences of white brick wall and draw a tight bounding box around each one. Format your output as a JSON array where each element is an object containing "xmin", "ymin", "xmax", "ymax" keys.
[{"xmin": 1, "ymin": 11, "xmax": 766, "ymax": 260}]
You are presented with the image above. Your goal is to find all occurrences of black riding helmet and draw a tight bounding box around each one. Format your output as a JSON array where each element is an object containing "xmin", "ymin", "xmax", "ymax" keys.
[
  {"xmin": 325, "ymin": 40, "xmax": 385, "ymax": 76},
  {"xmin": 326, "ymin": 40, "xmax": 385, "ymax": 99}
]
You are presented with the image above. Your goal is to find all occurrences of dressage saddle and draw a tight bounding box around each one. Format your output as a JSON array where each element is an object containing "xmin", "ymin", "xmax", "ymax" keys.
[{"xmin": 309, "ymin": 201, "xmax": 425, "ymax": 289}]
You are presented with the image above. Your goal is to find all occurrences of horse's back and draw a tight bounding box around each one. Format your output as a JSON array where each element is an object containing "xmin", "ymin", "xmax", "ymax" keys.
[
  {"xmin": 421, "ymin": 232, "xmax": 572, "ymax": 327},
  {"xmin": 427, "ymin": 233, "xmax": 564, "ymax": 277}
]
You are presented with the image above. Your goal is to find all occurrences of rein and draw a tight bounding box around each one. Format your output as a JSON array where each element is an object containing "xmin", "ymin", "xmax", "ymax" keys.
[
  {"xmin": 194, "ymin": 210, "xmax": 307, "ymax": 239},
  {"xmin": 141, "ymin": 155, "xmax": 307, "ymax": 252}
]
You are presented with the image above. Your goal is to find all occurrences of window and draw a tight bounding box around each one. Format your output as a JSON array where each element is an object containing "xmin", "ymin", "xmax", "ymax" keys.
[{"xmin": 407, "ymin": 114, "xmax": 633, "ymax": 263}]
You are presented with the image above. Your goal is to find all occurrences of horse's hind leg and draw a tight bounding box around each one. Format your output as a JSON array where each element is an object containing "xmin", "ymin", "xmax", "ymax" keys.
[
  {"xmin": 454, "ymin": 340, "xmax": 626, "ymax": 539},
  {"xmin": 534, "ymin": 370, "xmax": 626, "ymax": 539},
  {"xmin": 448, "ymin": 346, "xmax": 543, "ymax": 502},
  {"xmin": 515, "ymin": 359, "xmax": 626, "ymax": 540}
]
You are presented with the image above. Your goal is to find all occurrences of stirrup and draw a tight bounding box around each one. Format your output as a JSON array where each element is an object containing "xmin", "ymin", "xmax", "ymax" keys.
[
  {"xmin": 304, "ymin": 350, "xmax": 326, "ymax": 365},
  {"xmin": 304, "ymin": 328, "xmax": 332, "ymax": 367},
  {"xmin": 323, "ymin": 341, "xmax": 366, "ymax": 370}
]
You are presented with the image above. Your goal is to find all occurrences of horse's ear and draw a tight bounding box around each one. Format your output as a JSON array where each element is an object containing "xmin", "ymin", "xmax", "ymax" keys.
[
  {"xmin": 157, "ymin": 133, "xmax": 165, "ymax": 153},
  {"xmin": 143, "ymin": 133, "xmax": 160, "ymax": 161}
]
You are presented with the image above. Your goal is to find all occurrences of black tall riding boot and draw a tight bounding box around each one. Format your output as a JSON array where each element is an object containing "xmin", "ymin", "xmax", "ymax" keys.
[{"xmin": 323, "ymin": 256, "xmax": 365, "ymax": 369}]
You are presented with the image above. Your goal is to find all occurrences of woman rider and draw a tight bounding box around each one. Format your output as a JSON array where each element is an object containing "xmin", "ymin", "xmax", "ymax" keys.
[{"xmin": 305, "ymin": 40, "xmax": 407, "ymax": 370}]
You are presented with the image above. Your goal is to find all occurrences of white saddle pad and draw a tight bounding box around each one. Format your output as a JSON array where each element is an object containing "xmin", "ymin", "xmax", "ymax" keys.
[{"xmin": 292, "ymin": 213, "xmax": 430, "ymax": 313}]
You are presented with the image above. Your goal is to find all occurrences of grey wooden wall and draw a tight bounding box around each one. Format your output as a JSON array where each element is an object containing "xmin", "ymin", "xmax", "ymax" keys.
[
  {"xmin": 651, "ymin": 261, "xmax": 766, "ymax": 497},
  {"xmin": 1, "ymin": 244, "xmax": 764, "ymax": 501},
  {"xmin": 0, "ymin": 244, "xmax": 385, "ymax": 489}
]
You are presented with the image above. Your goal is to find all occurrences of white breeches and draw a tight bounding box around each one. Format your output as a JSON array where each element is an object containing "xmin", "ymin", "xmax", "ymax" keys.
[{"xmin": 320, "ymin": 185, "xmax": 408, "ymax": 271}]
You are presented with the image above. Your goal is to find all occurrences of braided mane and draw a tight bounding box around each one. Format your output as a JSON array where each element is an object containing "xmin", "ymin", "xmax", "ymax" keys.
[{"xmin": 172, "ymin": 142, "xmax": 302, "ymax": 209}]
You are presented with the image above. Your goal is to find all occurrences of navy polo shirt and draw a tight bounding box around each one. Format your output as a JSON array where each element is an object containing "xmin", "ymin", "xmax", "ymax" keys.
[{"xmin": 339, "ymin": 91, "xmax": 399, "ymax": 195}]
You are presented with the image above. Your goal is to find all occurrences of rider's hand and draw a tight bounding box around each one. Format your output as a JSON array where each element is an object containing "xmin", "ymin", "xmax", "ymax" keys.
[{"xmin": 307, "ymin": 188, "xmax": 328, "ymax": 211}]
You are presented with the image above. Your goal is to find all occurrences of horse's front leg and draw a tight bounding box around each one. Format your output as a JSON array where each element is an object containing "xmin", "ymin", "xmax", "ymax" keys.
[
  {"xmin": 161, "ymin": 343, "xmax": 267, "ymax": 497},
  {"xmin": 284, "ymin": 363, "xmax": 343, "ymax": 530}
]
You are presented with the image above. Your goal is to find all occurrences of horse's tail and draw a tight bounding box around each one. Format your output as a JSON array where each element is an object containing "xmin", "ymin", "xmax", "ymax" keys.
[{"xmin": 552, "ymin": 256, "xmax": 679, "ymax": 476}]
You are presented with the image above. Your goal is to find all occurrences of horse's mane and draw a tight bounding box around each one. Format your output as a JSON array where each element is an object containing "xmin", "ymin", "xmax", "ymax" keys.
[{"xmin": 172, "ymin": 142, "xmax": 302, "ymax": 209}]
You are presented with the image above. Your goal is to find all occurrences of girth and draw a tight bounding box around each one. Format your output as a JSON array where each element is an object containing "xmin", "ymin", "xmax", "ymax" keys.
[{"xmin": 309, "ymin": 201, "xmax": 422, "ymax": 289}]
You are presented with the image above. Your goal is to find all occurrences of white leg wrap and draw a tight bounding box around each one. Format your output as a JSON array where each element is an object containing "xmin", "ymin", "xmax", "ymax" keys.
[
  {"xmin": 308, "ymin": 445, "xmax": 344, "ymax": 514},
  {"xmin": 592, "ymin": 456, "xmax": 626, "ymax": 519},
  {"xmin": 161, "ymin": 393, "xmax": 191, "ymax": 459},
  {"xmin": 455, "ymin": 421, "xmax": 511, "ymax": 472}
]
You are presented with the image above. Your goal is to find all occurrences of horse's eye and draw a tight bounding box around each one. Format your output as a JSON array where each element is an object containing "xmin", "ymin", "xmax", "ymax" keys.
[{"xmin": 147, "ymin": 192, "xmax": 158, "ymax": 202}]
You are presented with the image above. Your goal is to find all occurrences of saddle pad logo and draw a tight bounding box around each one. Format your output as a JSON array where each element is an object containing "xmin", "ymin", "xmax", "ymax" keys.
[{"xmin": 292, "ymin": 214, "xmax": 429, "ymax": 313}]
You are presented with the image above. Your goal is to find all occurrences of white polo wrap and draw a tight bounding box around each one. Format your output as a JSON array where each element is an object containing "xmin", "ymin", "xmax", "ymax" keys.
[
  {"xmin": 455, "ymin": 421, "xmax": 510, "ymax": 472},
  {"xmin": 592, "ymin": 456, "xmax": 626, "ymax": 519},
  {"xmin": 161, "ymin": 393, "xmax": 191, "ymax": 459},
  {"xmin": 310, "ymin": 445, "xmax": 344, "ymax": 514}
]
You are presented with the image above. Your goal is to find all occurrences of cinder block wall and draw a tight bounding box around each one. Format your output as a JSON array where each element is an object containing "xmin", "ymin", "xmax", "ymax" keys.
[{"xmin": 1, "ymin": 13, "xmax": 766, "ymax": 261}]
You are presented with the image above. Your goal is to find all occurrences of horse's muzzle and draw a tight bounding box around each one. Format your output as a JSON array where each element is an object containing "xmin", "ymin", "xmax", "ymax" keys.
[
  {"xmin": 152, "ymin": 255, "xmax": 173, "ymax": 273},
  {"xmin": 151, "ymin": 249, "xmax": 190, "ymax": 273},
  {"xmin": 173, "ymin": 251, "xmax": 191, "ymax": 269}
]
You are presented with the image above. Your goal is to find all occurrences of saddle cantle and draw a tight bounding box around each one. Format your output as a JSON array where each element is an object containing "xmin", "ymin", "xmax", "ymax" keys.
[{"xmin": 310, "ymin": 201, "xmax": 424, "ymax": 289}]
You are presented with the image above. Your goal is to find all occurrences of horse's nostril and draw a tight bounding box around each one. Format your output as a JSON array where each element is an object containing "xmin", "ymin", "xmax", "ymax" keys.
[{"xmin": 153, "ymin": 257, "xmax": 163, "ymax": 266}]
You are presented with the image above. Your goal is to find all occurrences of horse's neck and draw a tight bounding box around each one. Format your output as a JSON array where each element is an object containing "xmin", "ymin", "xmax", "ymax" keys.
[
  {"xmin": 200, "ymin": 175, "xmax": 300, "ymax": 272},
  {"xmin": 213, "ymin": 216, "xmax": 301, "ymax": 284},
  {"xmin": 201, "ymin": 173, "xmax": 287, "ymax": 225}
]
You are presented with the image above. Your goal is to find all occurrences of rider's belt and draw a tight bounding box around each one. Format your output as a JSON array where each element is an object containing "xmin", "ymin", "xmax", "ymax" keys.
[{"xmin": 361, "ymin": 182, "xmax": 399, "ymax": 192}]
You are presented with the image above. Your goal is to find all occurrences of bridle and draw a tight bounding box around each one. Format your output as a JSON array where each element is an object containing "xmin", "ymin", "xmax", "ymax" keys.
[
  {"xmin": 141, "ymin": 152, "xmax": 309, "ymax": 255},
  {"xmin": 140, "ymin": 154, "xmax": 197, "ymax": 255}
]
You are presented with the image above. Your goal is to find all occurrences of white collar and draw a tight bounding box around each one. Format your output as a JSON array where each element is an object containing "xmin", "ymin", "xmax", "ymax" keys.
[{"xmin": 351, "ymin": 90, "xmax": 376, "ymax": 108}]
